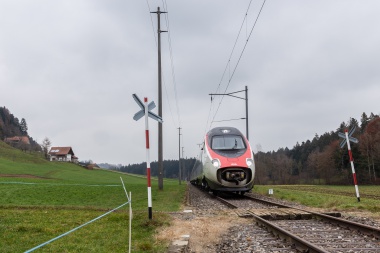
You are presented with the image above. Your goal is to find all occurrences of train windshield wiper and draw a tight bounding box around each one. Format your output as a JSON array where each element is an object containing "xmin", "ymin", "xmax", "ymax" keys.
[{"xmin": 231, "ymin": 139, "xmax": 237, "ymax": 149}]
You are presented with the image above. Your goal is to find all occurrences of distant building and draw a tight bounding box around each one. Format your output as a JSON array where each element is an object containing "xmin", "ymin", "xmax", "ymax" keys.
[
  {"xmin": 49, "ymin": 147, "xmax": 78, "ymax": 163},
  {"xmin": 4, "ymin": 136, "xmax": 30, "ymax": 145}
]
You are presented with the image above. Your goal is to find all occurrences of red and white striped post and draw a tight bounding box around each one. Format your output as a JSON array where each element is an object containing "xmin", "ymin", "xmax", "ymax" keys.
[
  {"xmin": 144, "ymin": 97, "xmax": 153, "ymax": 219},
  {"xmin": 133, "ymin": 93, "xmax": 162, "ymax": 219},
  {"xmin": 344, "ymin": 129, "xmax": 360, "ymax": 202}
]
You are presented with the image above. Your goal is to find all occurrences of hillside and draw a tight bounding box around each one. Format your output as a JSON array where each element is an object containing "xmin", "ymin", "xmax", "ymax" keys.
[
  {"xmin": 0, "ymin": 140, "xmax": 90, "ymax": 181},
  {"xmin": 0, "ymin": 140, "xmax": 185, "ymax": 253},
  {"xmin": 0, "ymin": 140, "xmax": 46, "ymax": 164},
  {"xmin": 0, "ymin": 106, "xmax": 25, "ymax": 138},
  {"xmin": 0, "ymin": 106, "xmax": 41, "ymax": 152}
]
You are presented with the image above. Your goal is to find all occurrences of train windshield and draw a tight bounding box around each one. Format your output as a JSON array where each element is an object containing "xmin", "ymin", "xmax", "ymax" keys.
[{"xmin": 211, "ymin": 135, "xmax": 246, "ymax": 150}]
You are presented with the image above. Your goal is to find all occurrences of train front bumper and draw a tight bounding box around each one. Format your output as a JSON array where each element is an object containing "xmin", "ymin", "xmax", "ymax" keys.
[{"xmin": 205, "ymin": 167, "xmax": 254, "ymax": 191}]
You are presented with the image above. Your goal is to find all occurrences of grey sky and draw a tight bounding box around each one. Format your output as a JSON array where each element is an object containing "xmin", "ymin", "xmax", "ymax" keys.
[{"xmin": 1, "ymin": 0, "xmax": 379, "ymax": 165}]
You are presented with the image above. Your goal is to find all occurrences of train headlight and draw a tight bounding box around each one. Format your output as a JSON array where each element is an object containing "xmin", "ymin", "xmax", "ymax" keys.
[
  {"xmin": 246, "ymin": 158, "xmax": 254, "ymax": 167},
  {"xmin": 212, "ymin": 159, "xmax": 220, "ymax": 168}
]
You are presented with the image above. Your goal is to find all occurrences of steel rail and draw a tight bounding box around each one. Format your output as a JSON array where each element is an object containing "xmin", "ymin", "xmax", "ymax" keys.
[
  {"xmin": 214, "ymin": 194, "xmax": 329, "ymax": 252},
  {"xmin": 242, "ymin": 194, "xmax": 291, "ymax": 208},
  {"xmin": 197, "ymin": 185, "xmax": 380, "ymax": 251},
  {"xmin": 213, "ymin": 195, "xmax": 239, "ymax": 209},
  {"xmin": 244, "ymin": 195, "xmax": 380, "ymax": 239},
  {"xmin": 293, "ymin": 207, "xmax": 380, "ymax": 239},
  {"xmin": 252, "ymin": 214, "xmax": 329, "ymax": 253}
]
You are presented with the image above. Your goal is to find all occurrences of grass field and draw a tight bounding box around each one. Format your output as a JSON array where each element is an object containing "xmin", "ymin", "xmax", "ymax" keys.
[
  {"xmin": 2, "ymin": 141, "xmax": 380, "ymax": 251},
  {"xmin": 253, "ymin": 185, "xmax": 380, "ymax": 213},
  {"xmin": 0, "ymin": 141, "xmax": 186, "ymax": 252}
]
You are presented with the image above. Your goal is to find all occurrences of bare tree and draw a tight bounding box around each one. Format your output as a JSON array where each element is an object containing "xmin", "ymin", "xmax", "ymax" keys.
[
  {"xmin": 41, "ymin": 137, "xmax": 51, "ymax": 159},
  {"xmin": 359, "ymin": 118, "xmax": 380, "ymax": 182},
  {"xmin": 319, "ymin": 144, "xmax": 337, "ymax": 185}
]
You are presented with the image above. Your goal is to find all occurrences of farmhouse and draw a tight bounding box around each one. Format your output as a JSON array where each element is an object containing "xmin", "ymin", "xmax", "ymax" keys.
[{"xmin": 49, "ymin": 147, "xmax": 78, "ymax": 163}]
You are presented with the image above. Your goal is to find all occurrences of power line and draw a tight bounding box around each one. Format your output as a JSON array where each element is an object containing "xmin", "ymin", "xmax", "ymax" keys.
[
  {"xmin": 204, "ymin": 0, "xmax": 254, "ymax": 136},
  {"xmin": 147, "ymin": 1, "xmax": 176, "ymax": 127},
  {"xmin": 162, "ymin": 0, "xmax": 182, "ymax": 127},
  {"xmin": 146, "ymin": 0, "xmax": 157, "ymax": 46},
  {"xmin": 213, "ymin": 0, "xmax": 254, "ymax": 96},
  {"xmin": 213, "ymin": 117, "xmax": 246, "ymax": 123},
  {"xmin": 206, "ymin": 0, "xmax": 267, "ymax": 132},
  {"xmin": 163, "ymin": 75, "xmax": 177, "ymax": 127},
  {"xmin": 146, "ymin": 0, "xmax": 181, "ymax": 128}
]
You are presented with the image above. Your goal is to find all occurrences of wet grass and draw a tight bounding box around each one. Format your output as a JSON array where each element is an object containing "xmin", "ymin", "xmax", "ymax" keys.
[
  {"xmin": 0, "ymin": 208, "xmax": 172, "ymax": 252},
  {"xmin": 0, "ymin": 141, "xmax": 186, "ymax": 252},
  {"xmin": 253, "ymin": 185, "xmax": 380, "ymax": 213}
]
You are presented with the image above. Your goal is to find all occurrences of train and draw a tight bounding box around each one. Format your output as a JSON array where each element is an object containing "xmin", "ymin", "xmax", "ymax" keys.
[{"xmin": 190, "ymin": 127, "xmax": 255, "ymax": 195}]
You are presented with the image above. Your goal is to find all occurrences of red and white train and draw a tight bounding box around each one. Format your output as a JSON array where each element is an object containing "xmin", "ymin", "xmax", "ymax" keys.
[{"xmin": 190, "ymin": 127, "xmax": 255, "ymax": 195}]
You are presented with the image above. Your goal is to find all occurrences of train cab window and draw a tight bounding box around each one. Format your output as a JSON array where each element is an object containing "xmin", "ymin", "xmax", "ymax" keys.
[{"xmin": 211, "ymin": 135, "xmax": 245, "ymax": 150}]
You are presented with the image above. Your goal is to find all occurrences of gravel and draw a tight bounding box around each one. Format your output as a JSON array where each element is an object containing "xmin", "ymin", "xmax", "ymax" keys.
[
  {"xmin": 185, "ymin": 184, "xmax": 380, "ymax": 253},
  {"xmin": 215, "ymin": 224, "xmax": 298, "ymax": 253}
]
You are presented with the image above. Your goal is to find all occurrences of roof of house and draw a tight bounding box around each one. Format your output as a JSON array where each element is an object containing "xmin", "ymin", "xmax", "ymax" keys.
[
  {"xmin": 49, "ymin": 147, "xmax": 75, "ymax": 156},
  {"xmin": 4, "ymin": 136, "xmax": 30, "ymax": 145}
]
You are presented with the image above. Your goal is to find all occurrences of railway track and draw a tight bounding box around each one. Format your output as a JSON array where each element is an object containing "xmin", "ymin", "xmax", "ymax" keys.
[{"xmin": 210, "ymin": 192, "xmax": 380, "ymax": 252}]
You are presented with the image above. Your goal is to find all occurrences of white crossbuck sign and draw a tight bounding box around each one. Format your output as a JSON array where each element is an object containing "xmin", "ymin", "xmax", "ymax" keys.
[
  {"xmin": 338, "ymin": 126, "xmax": 358, "ymax": 148},
  {"xmin": 132, "ymin": 94, "xmax": 163, "ymax": 123}
]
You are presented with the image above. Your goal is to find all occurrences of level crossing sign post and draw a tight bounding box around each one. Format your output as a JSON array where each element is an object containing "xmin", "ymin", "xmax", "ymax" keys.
[
  {"xmin": 338, "ymin": 126, "xmax": 360, "ymax": 202},
  {"xmin": 133, "ymin": 94, "xmax": 163, "ymax": 219}
]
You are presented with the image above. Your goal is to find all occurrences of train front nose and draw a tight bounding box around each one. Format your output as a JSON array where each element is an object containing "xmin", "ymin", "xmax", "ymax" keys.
[
  {"xmin": 223, "ymin": 170, "xmax": 246, "ymax": 185},
  {"xmin": 217, "ymin": 168, "xmax": 252, "ymax": 187}
]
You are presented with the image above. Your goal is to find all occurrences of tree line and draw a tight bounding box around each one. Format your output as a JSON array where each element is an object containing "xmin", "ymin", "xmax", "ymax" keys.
[
  {"xmin": 114, "ymin": 158, "xmax": 196, "ymax": 181},
  {"xmin": 255, "ymin": 112, "xmax": 380, "ymax": 185},
  {"xmin": 115, "ymin": 112, "xmax": 379, "ymax": 186},
  {"xmin": 0, "ymin": 106, "xmax": 41, "ymax": 152},
  {"xmin": 3, "ymin": 105, "xmax": 378, "ymax": 186},
  {"xmin": 0, "ymin": 106, "xmax": 28, "ymax": 138}
]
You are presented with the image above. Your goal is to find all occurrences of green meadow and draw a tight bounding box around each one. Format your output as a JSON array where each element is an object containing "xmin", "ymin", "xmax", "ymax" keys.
[
  {"xmin": 0, "ymin": 141, "xmax": 186, "ymax": 252},
  {"xmin": 253, "ymin": 185, "xmax": 380, "ymax": 214},
  {"xmin": 3, "ymin": 140, "xmax": 380, "ymax": 252}
]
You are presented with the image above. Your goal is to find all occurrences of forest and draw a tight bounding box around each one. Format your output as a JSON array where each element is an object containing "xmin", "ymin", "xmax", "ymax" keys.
[
  {"xmin": 255, "ymin": 112, "xmax": 380, "ymax": 185},
  {"xmin": 117, "ymin": 112, "xmax": 380, "ymax": 186},
  {"xmin": 0, "ymin": 106, "xmax": 41, "ymax": 152},
  {"xmin": 2, "ymin": 105, "xmax": 379, "ymax": 186},
  {"xmin": 117, "ymin": 158, "xmax": 196, "ymax": 181}
]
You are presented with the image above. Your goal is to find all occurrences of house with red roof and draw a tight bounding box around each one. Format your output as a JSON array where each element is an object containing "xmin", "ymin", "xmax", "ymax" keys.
[{"xmin": 49, "ymin": 147, "xmax": 78, "ymax": 163}]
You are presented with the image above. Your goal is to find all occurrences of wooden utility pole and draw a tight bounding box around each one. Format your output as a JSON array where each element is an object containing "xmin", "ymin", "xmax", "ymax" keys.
[
  {"xmin": 151, "ymin": 7, "xmax": 167, "ymax": 190},
  {"xmin": 245, "ymin": 85, "xmax": 249, "ymax": 140},
  {"xmin": 182, "ymin": 147, "xmax": 185, "ymax": 182},
  {"xmin": 178, "ymin": 127, "xmax": 182, "ymax": 185}
]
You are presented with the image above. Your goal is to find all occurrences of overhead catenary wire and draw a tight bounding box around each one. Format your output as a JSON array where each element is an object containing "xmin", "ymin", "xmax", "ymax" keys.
[
  {"xmin": 204, "ymin": 0, "xmax": 254, "ymax": 137},
  {"xmin": 213, "ymin": 117, "xmax": 246, "ymax": 123},
  {"xmin": 205, "ymin": 0, "xmax": 267, "ymax": 134},
  {"xmin": 211, "ymin": 0, "xmax": 267, "ymax": 127},
  {"xmin": 212, "ymin": 0, "xmax": 254, "ymax": 97}
]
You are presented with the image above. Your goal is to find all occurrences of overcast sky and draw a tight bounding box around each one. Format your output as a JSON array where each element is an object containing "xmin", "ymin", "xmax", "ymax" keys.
[{"xmin": 1, "ymin": 0, "xmax": 379, "ymax": 165}]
